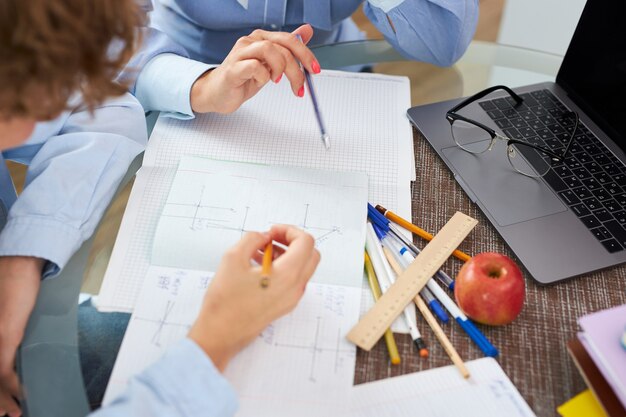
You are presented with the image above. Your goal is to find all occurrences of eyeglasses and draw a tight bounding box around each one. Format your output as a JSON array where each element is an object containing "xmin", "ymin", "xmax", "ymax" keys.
[{"xmin": 445, "ymin": 85, "xmax": 579, "ymax": 178}]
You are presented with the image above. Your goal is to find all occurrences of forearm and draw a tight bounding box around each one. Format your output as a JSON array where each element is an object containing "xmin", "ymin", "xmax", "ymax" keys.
[{"xmin": 364, "ymin": 0, "xmax": 479, "ymax": 66}]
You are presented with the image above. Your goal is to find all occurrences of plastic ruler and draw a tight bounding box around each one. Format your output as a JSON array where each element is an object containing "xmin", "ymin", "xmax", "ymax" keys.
[{"xmin": 347, "ymin": 212, "xmax": 477, "ymax": 350}]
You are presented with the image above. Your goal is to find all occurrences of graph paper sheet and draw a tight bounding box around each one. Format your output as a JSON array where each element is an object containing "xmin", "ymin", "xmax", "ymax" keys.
[
  {"xmin": 103, "ymin": 266, "xmax": 361, "ymax": 417},
  {"xmin": 98, "ymin": 70, "xmax": 414, "ymax": 312},
  {"xmin": 152, "ymin": 156, "xmax": 368, "ymax": 287},
  {"xmin": 348, "ymin": 358, "xmax": 536, "ymax": 417}
]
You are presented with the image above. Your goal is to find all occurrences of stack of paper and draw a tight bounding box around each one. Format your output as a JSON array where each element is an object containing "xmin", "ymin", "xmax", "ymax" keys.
[{"xmin": 568, "ymin": 304, "xmax": 626, "ymax": 417}]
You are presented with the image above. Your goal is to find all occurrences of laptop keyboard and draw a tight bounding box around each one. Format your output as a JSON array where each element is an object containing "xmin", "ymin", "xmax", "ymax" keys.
[{"xmin": 478, "ymin": 89, "xmax": 626, "ymax": 254}]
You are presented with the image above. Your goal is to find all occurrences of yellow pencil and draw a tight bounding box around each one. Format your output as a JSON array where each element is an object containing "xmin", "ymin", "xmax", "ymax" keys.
[
  {"xmin": 261, "ymin": 242, "xmax": 272, "ymax": 288},
  {"xmin": 375, "ymin": 205, "xmax": 472, "ymax": 263},
  {"xmin": 364, "ymin": 251, "xmax": 401, "ymax": 365}
]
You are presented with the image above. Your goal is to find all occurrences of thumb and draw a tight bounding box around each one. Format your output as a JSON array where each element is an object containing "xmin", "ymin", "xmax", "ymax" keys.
[{"xmin": 292, "ymin": 24, "xmax": 314, "ymax": 44}]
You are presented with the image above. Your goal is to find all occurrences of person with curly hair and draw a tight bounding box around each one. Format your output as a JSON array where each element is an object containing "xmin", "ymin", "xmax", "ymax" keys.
[{"xmin": 0, "ymin": 1, "xmax": 321, "ymax": 416}]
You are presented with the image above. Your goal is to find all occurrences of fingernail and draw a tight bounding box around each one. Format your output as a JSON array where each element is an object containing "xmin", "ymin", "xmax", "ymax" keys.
[
  {"xmin": 297, "ymin": 86, "xmax": 305, "ymax": 97},
  {"xmin": 274, "ymin": 74, "xmax": 282, "ymax": 83},
  {"xmin": 311, "ymin": 60, "xmax": 321, "ymax": 74}
]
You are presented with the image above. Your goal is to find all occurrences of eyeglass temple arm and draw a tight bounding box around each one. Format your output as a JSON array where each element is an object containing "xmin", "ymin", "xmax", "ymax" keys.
[{"xmin": 448, "ymin": 85, "xmax": 524, "ymax": 114}]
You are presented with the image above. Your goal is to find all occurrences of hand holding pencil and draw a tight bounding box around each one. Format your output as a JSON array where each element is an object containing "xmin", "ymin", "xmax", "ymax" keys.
[{"xmin": 189, "ymin": 225, "xmax": 320, "ymax": 372}]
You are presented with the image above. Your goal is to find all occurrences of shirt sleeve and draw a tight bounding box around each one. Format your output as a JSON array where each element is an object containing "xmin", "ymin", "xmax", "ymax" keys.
[
  {"xmin": 0, "ymin": 94, "xmax": 146, "ymax": 277},
  {"xmin": 91, "ymin": 338, "xmax": 239, "ymax": 417},
  {"xmin": 134, "ymin": 53, "xmax": 216, "ymax": 120},
  {"xmin": 364, "ymin": 0, "xmax": 479, "ymax": 66}
]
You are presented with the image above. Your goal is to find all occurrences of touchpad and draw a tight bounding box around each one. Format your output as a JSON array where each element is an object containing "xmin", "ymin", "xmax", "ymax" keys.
[{"xmin": 441, "ymin": 144, "xmax": 566, "ymax": 226}]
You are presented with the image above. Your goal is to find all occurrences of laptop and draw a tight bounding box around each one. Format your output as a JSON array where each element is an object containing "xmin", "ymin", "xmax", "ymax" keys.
[{"xmin": 407, "ymin": 0, "xmax": 626, "ymax": 284}]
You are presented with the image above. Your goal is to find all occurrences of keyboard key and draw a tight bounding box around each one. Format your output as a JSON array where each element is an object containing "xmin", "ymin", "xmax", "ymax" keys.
[
  {"xmin": 536, "ymin": 128, "xmax": 553, "ymax": 140},
  {"xmin": 518, "ymin": 110, "xmax": 536, "ymax": 121},
  {"xmin": 593, "ymin": 188, "xmax": 611, "ymax": 202},
  {"xmin": 571, "ymin": 167, "xmax": 591, "ymax": 180},
  {"xmin": 538, "ymin": 115, "xmax": 557, "ymax": 125},
  {"xmin": 519, "ymin": 93, "xmax": 539, "ymax": 107},
  {"xmin": 572, "ymin": 187, "xmax": 593, "ymax": 200},
  {"xmin": 564, "ymin": 157, "xmax": 582, "ymax": 170},
  {"xmin": 614, "ymin": 211, "xmax": 626, "ymax": 225},
  {"xmin": 600, "ymin": 238, "xmax": 623, "ymax": 253},
  {"xmin": 606, "ymin": 182, "xmax": 622, "ymax": 196},
  {"xmin": 591, "ymin": 226, "xmax": 611, "ymax": 241},
  {"xmin": 604, "ymin": 163, "xmax": 622, "ymax": 176},
  {"xmin": 510, "ymin": 118, "xmax": 527, "ymax": 129},
  {"xmin": 614, "ymin": 194, "xmax": 626, "ymax": 206},
  {"xmin": 563, "ymin": 176, "xmax": 582, "ymax": 189},
  {"xmin": 486, "ymin": 109, "xmax": 504, "ymax": 119},
  {"xmin": 559, "ymin": 190, "xmax": 580, "ymax": 205},
  {"xmin": 479, "ymin": 101, "xmax": 496, "ymax": 111},
  {"xmin": 593, "ymin": 208, "xmax": 613, "ymax": 222},
  {"xmin": 583, "ymin": 143, "xmax": 602, "ymax": 156},
  {"xmin": 603, "ymin": 199, "xmax": 621, "ymax": 213},
  {"xmin": 528, "ymin": 119, "xmax": 544, "ymax": 130},
  {"xmin": 518, "ymin": 127, "xmax": 535, "ymax": 138},
  {"xmin": 581, "ymin": 177, "xmax": 601, "ymax": 191},
  {"xmin": 571, "ymin": 203, "xmax": 591, "ymax": 217},
  {"xmin": 547, "ymin": 124, "xmax": 566, "ymax": 135},
  {"xmin": 603, "ymin": 220, "xmax": 626, "ymax": 247},
  {"xmin": 583, "ymin": 197, "xmax": 602, "ymax": 211},
  {"xmin": 575, "ymin": 153, "xmax": 594, "ymax": 164},
  {"xmin": 495, "ymin": 119, "xmax": 512, "ymax": 129},
  {"xmin": 542, "ymin": 170, "xmax": 568, "ymax": 192},
  {"xmin": 502, "ymin": 108, "xmax": 518, "ymax": 118},
  {"xmin": 530, "ymin": 106, "xmax": 548, "ymax": 117},
  {"xmin": 493, "ymin": 98, "xmax": 512, "ymax": 110},
  {"xmin": 595, "ymin": 172, "xmax": 612, "ymax": 185},
  {"xmin": 593, "ymin": 154, "xmax": 612, "ymax": 166},
  {"xmin": 580, "ymin": 215, "xmax": 601, "ymax": 228},
  {"xmin": 545, "ymin": 138, "xmax": 563, "ymax": 151},
  {"xmin": 613, "ymin": 174, "xmax": 626, "ymax": 187},
  {"xmin": 584, "ymin": 162, "xmax": 602, "ymax": 175},
  {"xmin": 502, "ymin": 127, "xmax": 524, "ymax": 140},
  {"xmin": 553, "ymin": 165, "xmax": 572, "ymax": 178}
]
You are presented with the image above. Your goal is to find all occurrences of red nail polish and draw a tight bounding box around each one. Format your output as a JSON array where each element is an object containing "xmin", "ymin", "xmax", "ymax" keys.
[
  {"xmin": 297, "ymin": 86, "xmax": 305, "ymax": 97},
  {"xmin": 275, "ymin": 74, "xmax": 283, "ymax": 83},
  {"xmin": 311, "ymin": 60, "xmax": 321, "ymax": 74}
]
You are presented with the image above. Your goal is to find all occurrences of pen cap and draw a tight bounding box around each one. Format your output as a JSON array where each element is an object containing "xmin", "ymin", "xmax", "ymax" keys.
[{"xmin": 368, "ymin": 203, "xmax": 389, "ymax": 226}]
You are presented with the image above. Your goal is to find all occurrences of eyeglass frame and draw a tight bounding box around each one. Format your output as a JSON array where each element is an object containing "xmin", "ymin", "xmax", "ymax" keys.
[{"xmin": 445, "ymin": 85, "xmax": 579, "ymax": 177}]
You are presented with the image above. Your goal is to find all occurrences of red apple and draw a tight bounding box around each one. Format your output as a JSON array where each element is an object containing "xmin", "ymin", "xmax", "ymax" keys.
[{"xmin": 454, "ymin": 252, "xmax": 525, "ymax": 326}]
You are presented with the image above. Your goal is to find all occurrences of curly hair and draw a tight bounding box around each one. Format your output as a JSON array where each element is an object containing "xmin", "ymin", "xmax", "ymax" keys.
[{"xmin": 0, "ymin": 0, "xmax": 144, "ymax": 120}]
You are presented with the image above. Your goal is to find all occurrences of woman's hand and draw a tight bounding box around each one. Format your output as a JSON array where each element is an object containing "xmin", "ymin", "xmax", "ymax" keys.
[
  {"xmin": 188, "ymin": 225, "xmax": 320, "ymax": 371},
  {"xmin": 190, "ymin": 24, "xmax": 320, "ymax": 114}
]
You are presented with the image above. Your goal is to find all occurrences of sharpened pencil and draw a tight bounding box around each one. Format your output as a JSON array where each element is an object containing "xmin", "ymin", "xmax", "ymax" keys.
[{"xmin": 261, "ymin": 242, "xmax": 272, "ymax": 288}]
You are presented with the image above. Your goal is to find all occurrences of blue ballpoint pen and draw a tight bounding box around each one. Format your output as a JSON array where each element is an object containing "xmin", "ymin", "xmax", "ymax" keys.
[
  {"xmin": 295, "ymin": 35, "xmax": 330, "ymax": 149},
  {"xmin": 367, "ymin": 203, "xmax": 455, "ymax": 290}
]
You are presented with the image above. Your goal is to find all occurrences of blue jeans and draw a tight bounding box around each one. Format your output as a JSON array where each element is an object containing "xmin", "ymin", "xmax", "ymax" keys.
[{"xmin": 78, "ymin": 299, "xmax": 130, "ymax": 410}]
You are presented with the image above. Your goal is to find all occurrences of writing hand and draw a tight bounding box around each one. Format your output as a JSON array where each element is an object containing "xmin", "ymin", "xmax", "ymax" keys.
[{"xmin": 188, "ymin": 225, "xmax": 320, "ymax": 371}]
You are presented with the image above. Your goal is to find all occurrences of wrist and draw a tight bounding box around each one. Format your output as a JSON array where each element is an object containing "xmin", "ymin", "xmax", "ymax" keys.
[
  {"xmin": 188, "ymin": 313, "xmax": 240, "ymax": 372},
  {"xmin": 190, "ymin": 69, "xmax": 217, "ymax": 114}
]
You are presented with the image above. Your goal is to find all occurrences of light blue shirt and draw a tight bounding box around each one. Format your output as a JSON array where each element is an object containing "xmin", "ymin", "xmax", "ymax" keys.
[
  {"xmin": 0, "ymin": 93, "xmax": 146, "ymax": 276},
  {"xmin": 93, "ymin": 338, "xmax": 238, "ymax": 417},
  {"xmin": 133, "ymin": 0, "xmax": 478, "ymax": 119}
]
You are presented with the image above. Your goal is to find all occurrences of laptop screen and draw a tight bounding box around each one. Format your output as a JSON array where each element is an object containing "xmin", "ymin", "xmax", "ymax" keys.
[{"xmin": 557, "ymin": 0, "xmax": 626, "ymax": 149}]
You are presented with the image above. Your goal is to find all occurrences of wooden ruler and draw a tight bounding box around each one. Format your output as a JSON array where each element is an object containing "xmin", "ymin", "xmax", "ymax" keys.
[{"xmin": 347, "ymin": 212, "xmax": 477, "ymax": 350}]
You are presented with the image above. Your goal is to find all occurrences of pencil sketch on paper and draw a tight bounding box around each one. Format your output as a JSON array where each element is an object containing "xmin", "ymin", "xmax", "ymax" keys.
[
  {"xmin": 151, "ymin": 156, "xmax": 368, "ymax": 288},
  {"xmin": 104, "ymin": 266, "xmax": 361, "ymax": 410}
]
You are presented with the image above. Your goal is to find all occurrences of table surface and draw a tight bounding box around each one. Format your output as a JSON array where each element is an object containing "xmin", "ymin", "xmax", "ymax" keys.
[{"xmin": 351, "ymin": 41, "xmax": 626, "ymax": 417}]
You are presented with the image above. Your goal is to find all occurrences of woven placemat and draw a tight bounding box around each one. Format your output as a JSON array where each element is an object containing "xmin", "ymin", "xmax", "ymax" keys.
[{"xmin": 353, "ymin": 129, "xmax": 626, "ymax": 417}]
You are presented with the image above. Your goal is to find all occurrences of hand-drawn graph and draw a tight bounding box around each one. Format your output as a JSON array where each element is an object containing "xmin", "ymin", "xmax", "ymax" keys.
[
  {"xmin": 151, "ymin": 157, "xmax": 368, "ymax": 288},
  {"xmin": 104, "ymin": 265, "xmax": 361, "ymax": 412}
]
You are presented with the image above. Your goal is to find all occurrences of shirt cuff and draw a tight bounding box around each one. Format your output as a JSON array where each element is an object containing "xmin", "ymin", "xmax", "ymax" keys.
[
  {"xmin": 0, "ymin": 216, "xmax": 82, "ymax": 278},
  {"xmin": 133, "ymin": 338, "xmax": 238, "ymax": 416},
  {"xmin": 368, "ymin": 0, "xmax": 406, "ymax": 13},
  {"xmin": 134, "ymin": 53, "xmax": 216, "ymax": 120}
]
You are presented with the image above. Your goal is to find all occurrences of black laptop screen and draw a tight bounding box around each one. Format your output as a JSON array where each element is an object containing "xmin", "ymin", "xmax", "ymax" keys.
[{"xmin": 557, "ymin": 0, "xmax": 626, "ymax": 150}]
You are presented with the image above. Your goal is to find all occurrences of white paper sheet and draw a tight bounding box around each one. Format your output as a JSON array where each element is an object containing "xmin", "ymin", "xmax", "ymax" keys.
[
  {"xmin": 348, "ymin": 358, "xmax": 536, "ymax": 417},
  {"xmin": 98, "ymin": 70, "xmax": 414, "ymax": 313},
  {"xmin": 104, "ymin": 265, "xmax": 361, "ymax": 416},
  {"xmin": 151, "ymin": 157, "xmax": 368, "ymax": 288}
]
